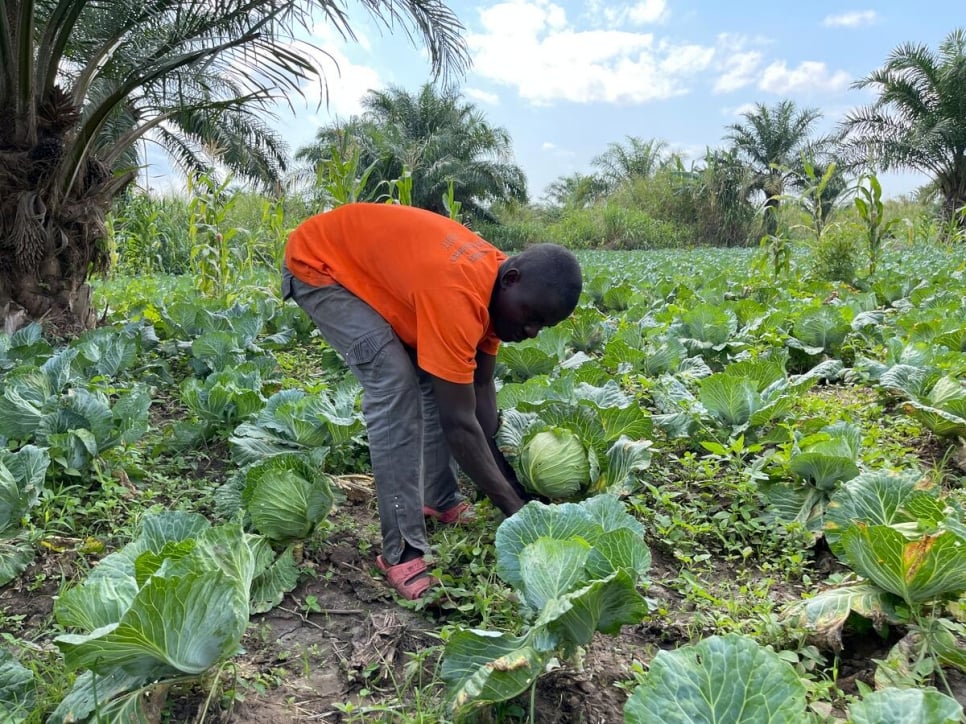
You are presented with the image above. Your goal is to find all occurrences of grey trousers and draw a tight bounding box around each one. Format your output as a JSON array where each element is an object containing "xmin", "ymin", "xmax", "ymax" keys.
[{"xmin": 283, "ymin": 266, "xmax": 463, "ymax": 565}]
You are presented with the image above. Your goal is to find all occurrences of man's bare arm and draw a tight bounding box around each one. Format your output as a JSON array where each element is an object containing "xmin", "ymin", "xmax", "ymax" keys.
[
  {"xmin": 432, "ymin": 371, "xmax": 526, "ymax": 517},
  {"xmin": 473, "ymin": 352, "xmax": 526, "ymax": 491}
]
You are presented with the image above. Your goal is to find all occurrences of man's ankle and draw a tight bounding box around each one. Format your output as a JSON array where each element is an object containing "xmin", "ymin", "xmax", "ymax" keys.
[{"xmin": 399, "ymin": 544, "xmax": 423, "ymax": 564}]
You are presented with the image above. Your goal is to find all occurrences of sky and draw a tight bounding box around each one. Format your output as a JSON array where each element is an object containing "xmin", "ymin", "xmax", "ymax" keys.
[{"xmin": 149, "ymin": 1, "xmax": 958, "ymax": 201}]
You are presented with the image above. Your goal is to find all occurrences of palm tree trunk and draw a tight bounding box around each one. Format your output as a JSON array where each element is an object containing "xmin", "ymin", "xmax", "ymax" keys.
[
  {"xmin": 940, "ymin": 176, "xmax": 966, "ymax": 233},
  {"xmin": 762, "ymin": 196, "xmax": 780, "ymax": 238},
  {"xmin": 0, "ymin": 146, "xmax": 114, "ymax": 334}
]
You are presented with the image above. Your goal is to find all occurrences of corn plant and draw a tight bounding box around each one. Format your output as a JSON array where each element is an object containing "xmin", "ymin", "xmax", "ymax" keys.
[
  {"xmin": 753, "ymin": 231, "xmax": 792, "ymax": 279},
  {"xmin": 314, "ymin": 141, "xmax": 383, "ymax": 208},
  {"xmin": 793, "ymin": 157, "xmax": 850, "ymax": 243},
  {"xmin": 260, "ymin": 197, "xmax": 290, "ymax": 272},
  {"xmin": 442, "ymin": 179, "xmax": 462, "ymax": 221},
  {"xmin": 388, "ymin": 167, "xmax": 414, "ymax": 206},
  {"xmin": 854, "ymin": 173, "xmax": 902, "ymax": 276},
  {"xmin": 188, "ymin": 172, "xmax": 245, "ymax": 299}
]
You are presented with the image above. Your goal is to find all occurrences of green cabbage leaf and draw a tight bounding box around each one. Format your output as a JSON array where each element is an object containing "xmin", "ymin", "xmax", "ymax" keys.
[{"xmin": 624, "ymin": 633, "xmax": 807, "ymax": 723}]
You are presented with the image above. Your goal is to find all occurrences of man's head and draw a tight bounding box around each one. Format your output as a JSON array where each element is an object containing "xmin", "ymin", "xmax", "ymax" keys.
[{"xmin": 490, "ymin": 244, "xmax": 582, "ymax": 343}]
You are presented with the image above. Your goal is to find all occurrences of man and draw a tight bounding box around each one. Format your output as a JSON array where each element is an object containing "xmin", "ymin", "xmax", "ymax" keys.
[{"xmin": 282, "ymin": 203, "xmax": 582, "ymax": 600}]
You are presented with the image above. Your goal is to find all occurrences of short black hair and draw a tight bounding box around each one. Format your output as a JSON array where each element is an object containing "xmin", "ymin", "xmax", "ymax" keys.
[{"xmin": 511, "ymin": 243, "xmax": 583, "ymax": 314}]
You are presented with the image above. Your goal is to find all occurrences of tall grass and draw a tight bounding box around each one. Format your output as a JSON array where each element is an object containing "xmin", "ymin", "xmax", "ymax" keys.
[{"xmin": 105, "ymin": 179, "xmax": 944, "ymax": 287}]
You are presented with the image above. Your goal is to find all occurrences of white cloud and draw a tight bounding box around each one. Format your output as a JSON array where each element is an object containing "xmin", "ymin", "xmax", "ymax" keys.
[
  {"xmin": 583, "ymin": 0, "xmax": 668, "ymax": 28},
  {"xmin": 758, "ymin": 60, "xmax": 851, "ymax": 94},
  {"xmin": 722, "ymin": 102, "xmax": 759, "ymax": 118},
  {"xmin": 285, "ymin": 32, "xmax": 382, "ymax": 120},
  {"xmin": 270, "ymin": 31, "xmax": 383, "ymax": 151},
  {"xmin": 668, "ymin": 142, "xmax": 706, "ymax": 163},
  {"xmin": 822, "ymin": 10, "xmax": 878, "ymax": 27},
  {"xmin": 628, "ymin": 0, "xmax": 669, "ymax": 24},
  {"xmin": 660, "ymin": 43, "xmax": 715, "ymax": 74},
  {"xmin": 464, "ymin": 87, "xmax": 500, "ymax": 105},
  {"xmin": 542, "ymin": 141, "xmax": 557, "ymax": 150},
  {"xmin": 713, "ymin": 50, "xmax": 763, "ymax": 93},
  {"xmin": 467, "ymin": 0, "xmax": 713, "ymax": 105}
]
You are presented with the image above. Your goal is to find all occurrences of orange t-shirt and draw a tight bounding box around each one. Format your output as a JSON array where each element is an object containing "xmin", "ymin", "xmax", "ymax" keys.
[{"xmin": 285, "ymin": 203, "xmax": 505, "ymax": 384}]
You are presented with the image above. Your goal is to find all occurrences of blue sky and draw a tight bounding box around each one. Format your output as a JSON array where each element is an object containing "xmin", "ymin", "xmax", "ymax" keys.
[{"xmin": 152, "ymin": 1, "xmax": 958, "ymax": 200}]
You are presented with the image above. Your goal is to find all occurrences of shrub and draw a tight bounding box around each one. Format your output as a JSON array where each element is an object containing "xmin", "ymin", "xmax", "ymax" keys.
[{"xmin": 808, "ymin": 224, "xmax": 863, "ymax": 283}]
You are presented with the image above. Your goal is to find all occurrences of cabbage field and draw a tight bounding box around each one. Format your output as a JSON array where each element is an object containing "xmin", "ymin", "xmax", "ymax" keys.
[{"xmin": 2, "ymin": 241, "xmax": 966, "ymax": 722}]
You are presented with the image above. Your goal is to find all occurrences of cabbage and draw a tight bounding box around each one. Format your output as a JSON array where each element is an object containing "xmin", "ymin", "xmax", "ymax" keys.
[
  {"xmin": 519, "ymin": 428, "xmax": 591, "ymax": 498},
  {"xmin": 241, "ymin": 454, "xmax": 335, "ymax": 543}
]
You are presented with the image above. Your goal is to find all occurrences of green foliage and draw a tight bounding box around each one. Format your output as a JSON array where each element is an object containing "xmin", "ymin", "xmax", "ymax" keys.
[
  {"xmin": 442, "ymin": 179, "xmax": 463, "ymax": 221},
  {"xmin": 496, "ymin": 343, "xmax": 558, "ymax": 383},
  {"xmin": 790, "ymin": 156, "xmax": 851, "ymax": 242},
  {"xmin": 753, "ymin": 232, "xmax": 792, "ymax": 279},
  {"xmin": 788, "ymin": 466, "xmax": 966, "ymax": 688},
  {"xmin": 854, "ymin": 174, "xmax": 903, "ymax": 276},
  {"xmin": 787, "ymin": 304, "xmax": 852, "ymax": 359},
  {"xmin": 226, "ymin": 454, "xmax": 336, "ymax": 544},
  {"xmin": 842, "ymin": 28, "xmax": 966, "ymax": 227},
  {"xmin": 882, "ymin": 367, "xmax": 966, "ymax": 438},
  {"xmin": 808, "ymin": 223, "xmax": 864, "ymax": 282},
  {"xmin": 188, "ymin": 173, "xmax": 250, "ymax": 300},
  {"xmin": 295, "ymin": 84, "xmax": 525, "ymax": 223},
  {"xmin": 442, "ymin": 495, "xmax": 651, "ymax": 713},
  {"xmin": 759, "ymin": 421, "xmax": 862, "ymax": 535},
  {"xmin": 179, "ymin": 363, "xmax": 267, "ymax": 439},
  {"xmin": 475, "ymin": 216, "xmax": 545, "ymax": 251},
  {"xmin": 543, "ymin": 171, "xmax": 608, "ymax": 209},
  {"xmin": 544, "ymin": 202, "xmax": 687, "ymax": 250},
  {"xmin": 0, "ymin": 356, "xmax": 151, "ymax": 476},
  {"xmin": 108, "ymin": 191, "xmax": 192, "ymax": 275},
  {"xmin": 388, "ymin": 167, "xmax": 415, "ymax": 206},
  {"xmin": 592, "ymin": 136, "xmax": 671, "ymax": 191},
  {"xmin": 725, "ymin": 100, "xmax": 825, "ymax": 237},
  {"xmin": 496, "ymin": 376, "xmax": 653, "ymax": 499},
  {"xmin": 110, "ymin": 190, "xmax": 302, "ymax": 279},
  {"xmin": 849, "ymin": 687, "xmax": 963, "ymax": 724},
  {"xmin": 229, "ymin": 386, "xmax": 365, "ymax": 469},
  {"xmin": 843, "ymin": 524, "xmax": 966, "ymax": 605},
  {"xmin": 624, "ymin": 634, "xmax": 808, "ymax": 723},
  {"xmin": 0, "ymin": 446, "xmax": 50, "ymax": 585},
  {"xmin": 50, "ymin": 511, "xmax": 292, "ymax": 720},
  {"xmin": 0, "ymin": 647, "xmax": 35, "ymax": 722},
  {"xmin": 663, "ymin": 151, "xmax": 758, "ymax": 246},
  {"xmin": 313, "ymin": 140, "xmax": 386, "ymax": 209}
]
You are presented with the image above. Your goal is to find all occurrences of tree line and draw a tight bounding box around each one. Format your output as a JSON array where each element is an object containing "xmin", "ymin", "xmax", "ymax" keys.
[{"xmin": 1, "ymin": 0, "xmax": 964, "ymax": 331}]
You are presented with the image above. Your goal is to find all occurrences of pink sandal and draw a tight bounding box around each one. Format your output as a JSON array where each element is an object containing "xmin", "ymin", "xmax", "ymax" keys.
[
  {"xmin": 375, "ymin": 555, "xmax": 436, "ymax": 600},
  {"xmin": 422, "ymin": 500, "xmax": 475, "ymax": 525}
]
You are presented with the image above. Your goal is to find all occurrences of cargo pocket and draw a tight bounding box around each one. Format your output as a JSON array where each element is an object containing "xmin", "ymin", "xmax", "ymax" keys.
[{"xmin": 345, "ymin": 326, "xmax": 398, "ymax": 373}]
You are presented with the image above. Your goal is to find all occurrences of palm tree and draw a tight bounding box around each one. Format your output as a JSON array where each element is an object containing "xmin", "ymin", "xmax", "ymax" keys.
[
  {"xmin": 724, "ymin": 100, "xmax": 823, "ymax": 236},
  {"xmin": 840, "ymin": 28, "xmax": 966, "ymax": 227},
  {"xmin": 543, "ymin": 172, "xmax": 608, "ymax": 209},
  {"xmin": 297, "ymin": 83, "xmax": 526, "ymax": 222},
  {"xmin": 592, "ymin": 136, "xmax": 670, "ymax": 191},
  {"xmin": 0, "ymin": 0, "xmax": 468, "ymax": 332}
]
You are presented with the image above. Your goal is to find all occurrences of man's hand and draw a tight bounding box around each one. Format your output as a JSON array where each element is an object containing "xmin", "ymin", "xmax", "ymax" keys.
[{"xmin": 431, "ymin": 375, "xmax": 527, "ymax": 517}]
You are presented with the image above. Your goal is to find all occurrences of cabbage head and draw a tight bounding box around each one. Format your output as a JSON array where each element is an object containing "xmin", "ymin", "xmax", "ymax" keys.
[
  {"xmin": 519, "ymin": 428, "xmax": 591, "ymax": 499},
  {"xmin": 242, "ymin": 454, "xmax": 334, "ymax": 543}
]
